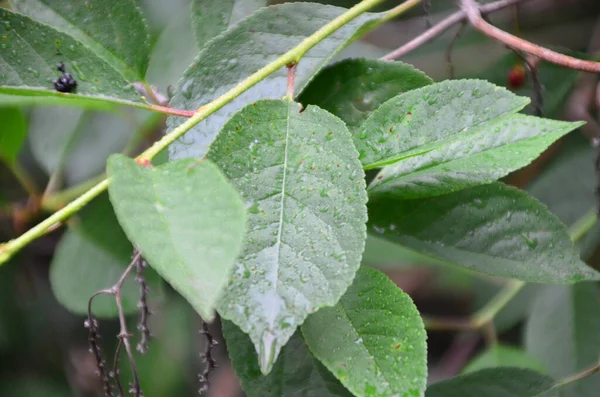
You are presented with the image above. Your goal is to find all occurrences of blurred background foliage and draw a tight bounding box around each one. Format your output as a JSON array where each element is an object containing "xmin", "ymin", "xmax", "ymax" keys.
[{"xmin": 2, "ymin": 0, "xmax": 600, "ymax": 395}]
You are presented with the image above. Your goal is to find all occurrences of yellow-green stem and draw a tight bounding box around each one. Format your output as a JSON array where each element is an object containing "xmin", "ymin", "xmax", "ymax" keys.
[
  {"xmin": 0, "ymin": 0, "xmax": 408, "ymax": 265},
  {"xmin": 8, "ymin": 162, "xmax": 39, "ymax": 197}
]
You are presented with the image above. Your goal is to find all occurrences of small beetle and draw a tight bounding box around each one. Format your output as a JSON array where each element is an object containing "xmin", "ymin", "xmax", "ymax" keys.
[{"xmin": 53, "ymin": 62, "xmax": 77, "ymax": 93}]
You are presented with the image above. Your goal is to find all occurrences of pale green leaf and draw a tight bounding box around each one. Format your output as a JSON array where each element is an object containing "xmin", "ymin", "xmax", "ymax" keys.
[
  {"xmin": 12, "ymin": 0, "xmax": 151, "ymax": 80},
  {"xmin": 462, "ymin": 344, "xmax": 546, "ymax": 375},
  {"xmin": 368, "ymin": 114, "xmax": 582, "ymax": 199},
  {"xmin": 356, "ymin": 79, "xmax": 528, "ymax": 169},
  {"xmin": 298, "ymin": 58, "xmax": 432, "ymax": 131},
  {"xmin": 107, "ymin": 155, "xmax": 246, "ymax": 321},
  {"xmin": 302, "ymin": 266, "xmax": 427, "ymax": 397},
  {"xmin": 525, "ymin": 284, "xmax": 600, "ymax": 396},
  {"xmin": 368, "ymin": 182, "xmax": 600, "ymax": 283},
  {"xmin": 223, "ymin": 323, "xmax": 354, "ymax": 397},
  {"xmin": 425, "ymin": 368, "xmax": 556, "ymax": 397},
  {"xmin": 0, "ymin": 107, "xmax": 27, "ymax": 165},
  {"xmin": 191, "ymin": 0, "xmax": 267, "ymax": 49},
  {"xmin": 0, "ymin": 8, "xmax": 141, "ymax": 104},
  {"xmin": 207, "ymin": 100, "xmax": 368, "ymax": 374},
  {"xmin": 167, "ymin": 3, "xmax": 381, "ymax": 159},
  {"xmin": 28, "ymin": 107, "xmax": 136, "ymax": 186}
]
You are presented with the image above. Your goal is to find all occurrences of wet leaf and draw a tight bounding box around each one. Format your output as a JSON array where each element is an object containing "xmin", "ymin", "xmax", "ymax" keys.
[
  {"xmin": 167, "ymin": 2, "xmax": 381, "ymax": 159},
  {"xmin": 12, "ymin": 0, "xmax": 151, "ymax": 80},
  {"xmin": 298, "ymin": 58, "xmax": 432, "ymax": 131},
  {"xmin": 425, "ymin": 368, "xmax": 556, "ymax": 397},
  {"xmin": 355, "ymin": 80, "xmax": 528, "ymax": 170},
  {"xmin": 223, "ymin": 323, "xmax": 354, "ymax": 397},
  {"xmin": 525, "ymin": 284, "xmax": 600, "ymax": 396},
  {"xmin": 368, "ymin": 114, "xmax": 581, "ymax": 199},
  {"xmin": 302, "ymin": 266, "xmax": 427, "ymax": 397},
  {"xmin": 207, "ymin": 100, "xmax": 367, "ymax": 374},
  {"xmin": 107, "ymin": 155, "xmax": 246, "ymax": 321},
  {"xmin": 0, "ymin": 8, "xmax": 141, "ymax": 105},
  {"xmin": 368, "ymin": 182, "xmax": 600, "ymax": 283},
  {"xmin": 0, "ymin": 107, "xmax": 27, "ymax": 165}
]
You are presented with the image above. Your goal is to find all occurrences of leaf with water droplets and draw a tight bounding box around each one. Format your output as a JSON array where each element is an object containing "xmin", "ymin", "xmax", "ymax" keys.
[
  {"xmin": 368, "ymin": 114, "xmax": 582, "ymax": 199},
  {"xmin": 167, "ymin": 2, "xmax": 382, "ymax": 159},
  {"xmin": 223, "ymin": 323, "xmax": 354, "ymax": 397},
  {"xmin": 0, "ymin": 8, "xmax": 142, "ymax": 107},
  {"xmin": 12, "ymin": 0, "xmax": 151, "ymax": 80},
  {"xmin": 207, "ymin": 99, "xmax": 368, "ymax": 374},
  {"xmin": 525, "ymin": 284, "xmax": 600, "ymax": 396},
  {"xmin": 302, "ymin": 266, "xmax": 427, "ymax": 397},
  {"xmin": 0, "ymin": 107, "xmax": 27, "ymax": 166},
  {"xmin": 298, "ymin": 58, "xmax": 432, "ymax": 132},
  {"xmin": 356, "ymin": 79, "xmax": 528, "ymax": 170},
  {"xmin": 369, "ymin": 182, "xmax": 600, "ymax": 283},
  {"xmin": 425, "ymin": 368, "xmax": 556, "ymax": 397},
  {"xmin": 107, "ymin": 155, "xmax": 246, "ymax": 321}
]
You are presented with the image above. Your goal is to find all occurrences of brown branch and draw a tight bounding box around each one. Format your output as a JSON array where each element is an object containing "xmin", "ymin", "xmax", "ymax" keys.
[
  {"xmin": 460, "ymin": 0, "xmax": 600, "ymax": 73},
  {"xmin": 199, "ymin": 321, "xmax": 219, "ymax": 395},
  {"xmin": 135, "ymin": 258, "xmax": 151, "ymax": 354},
  {"xmin": 286, "ymin": 62, "xmax": 297, "ymax": 99},
  {"xmin": 86, "ymin": 250, "xmax": 148, "ymax": 397},
  {"xmin": 382, "ymin": 0, "xmax": 525, "ymax": 60}
]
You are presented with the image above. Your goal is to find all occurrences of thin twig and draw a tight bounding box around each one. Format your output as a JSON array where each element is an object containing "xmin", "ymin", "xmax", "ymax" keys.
[
  {"xmin": 286, "ymin": 62, "xmax": 297, "ymax": 99},
  {"xmin": 460, "ymin": 0, "xmax": 600, "ymax": 73},
  {"xmin": 512, "ymin": 49, "xmax": 543, "ymax": 116},
  {"xmin": 553, "ymin": 361, "xmax": 600, "ymax": 389},
  {"xmin": 111, "ymin": 338, "xmax": 125, "ymax": 397},
  {"xmin": 135, "ymin": 258, "xmax": 151, "ymax": 354},
  {"xmin": 198, "ymin": 321, "xmax": 218, "ymax": 395},
  {"xmin": 445, "ymin": 22, "xmax": 466, "ymax": 79},
  {"xmin": 383, "ymin": 0, "xmax": 526, "ymax": 60},
  {"xmin": 87, "ymin": 289, "xmax": 115, "ymax": 397}
]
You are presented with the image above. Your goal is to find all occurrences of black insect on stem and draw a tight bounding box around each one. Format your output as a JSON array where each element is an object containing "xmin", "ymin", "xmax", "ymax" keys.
[{"xmin": 53, "ymin": 61, "xmax": 78, "ymax": 93}]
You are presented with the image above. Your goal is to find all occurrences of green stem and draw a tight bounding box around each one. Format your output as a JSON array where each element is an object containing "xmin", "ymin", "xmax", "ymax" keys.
[
  {"xmin": 471, "ymin": 279, "xmax": 525, "ymax": 327},
  {"xmin": 0, "ymin": 0, "xmax": 399, "ymax": 265},
  {"xmin": 40, "ymin": 174, "xmax": 106, "ymax": 211},
  {"xmin": 7, "ymin": 162, "xmax": 39, "ymax": 197},
  {"xmin": 568, "ymin": 208, "xmax": 598, "ymax": 243}
]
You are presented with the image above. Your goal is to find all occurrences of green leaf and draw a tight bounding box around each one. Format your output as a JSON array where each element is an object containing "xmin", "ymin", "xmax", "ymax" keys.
[
  {"xmin": 191, "ymin": 0, "xmax": 267, "ymax": 49},
  {"xmin": 302, "ymin": 266, "xmax": 427, "ymax": 397},
  {"xmin": 145, "ymin": 9, "xmax": 198, "ymax": 95},
  {"xmin": 50, "ymin": 229, "xmax": 143, "ymax": 317},
  {"xmin": 425, "ymin": 368, "xmax": 556, "ymax": 397},
  {"xmin": 525, "ymin": 284, "xmax": 600, "ymax": 396},
  {"xmin": 107, "ymin": 155, "xmax": 246, "ymax": 321},
  {"xmin": 223, "ymin": 323, "xmax": 354, "ymax": 397},
  {"xmin": 368, "ymin": 114, "xmax": 582, "ymax": 199},
  {"xmin": 462, "ymin": 344, "xmax": 546, "ymax": 375},
  {"xmin": 28, "ymin": 107, "xmax": 136, "ymax": 186},
  {"xmin": 0, "ymin": 8, "xmax": 141, "ymax": 104},
  {"xmin": 50, "ymin": 192, "xmax": 162, "ymax": 317},
  {"xmin": 12, "ymin": 0, "xmax": 151, "ymax": 80},
  {"xmin": 207, "ymin": 100, "xmax": 368, "ymax": 374},
  {"xmin": 167, "ymin": 2, "xmax": 381, "ymax": 159},
  {"xmin": 298, "ymin": 58, "xmax": 432, "ymax": 131},
  {"xmin": 356, "ymin": 79, "xmax": 529, "ymax": 169},
  {"xmin": 368, "ymin": 182, "xmax": 600, "ymax": 283},
  {"xmin": 0, "ymin": 107, "xmax": 27, "ymax": 165}
]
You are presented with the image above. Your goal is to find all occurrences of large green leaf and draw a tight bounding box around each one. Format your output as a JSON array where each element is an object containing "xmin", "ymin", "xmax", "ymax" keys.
[
  {"xmin": 107, "ymin": 155, "xmax": 246, "ymax": 321},
  {"xmin": 223, "ymin": 323, "xmax": 354, "ymax": 397},
  {"xmin": 0, "ymin": 8, "xmax": 141, "ymax": 105},
  {"xmin": 0, "ymin": 107, "xmax": 27, "ymax": 165},
  {"xmin": 167, "ymin": 2, "xmax": 381, "ymax": 159},
  {"xmin": 462, "ymin": 344, "xmax": 546, "ymax": 375},
  {"xmin": 425, "ymin": 368, "xmax": 556, "ymax": 397},
  {"xmin": 298, "ymin": 58, "xmax": 432, "ymax": 131},
  {"xmin": 191, "ymin": 0, "xmax": 267, "ymax": 49},
  {"xmin": 28, "ymin": 107, "xmax": 136, "ymax": 186},
  {"xmin": 302, "ymin": 266, "xmax": 427, "ymax": 397},
  {"xmin": 12, "ymin": 0, "xmax": 151, "ymax": 80},
  {"xmin": 367, "ymin": 114, "xmax": 582, "ymax": 199},
  {"xmin": 368, "ymin": 182, "xmax": 600, "ymax": 283},
  {"xmin": 355, "ymin": 80, "xmax": 529, "ymax": 169},
  {"xmin": 525, "ymin": 284, "xmax": 600, "ymax": 396},
  {"xmin": 207, "ymin": 100, "xmax": 368, "ymax": 374}
]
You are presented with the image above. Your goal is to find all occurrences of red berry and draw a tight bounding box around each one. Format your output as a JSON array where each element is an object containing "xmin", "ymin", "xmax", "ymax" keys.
[{"xmin": 507, "ymin": 64, "xmax": 526, "ymax": 89}]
